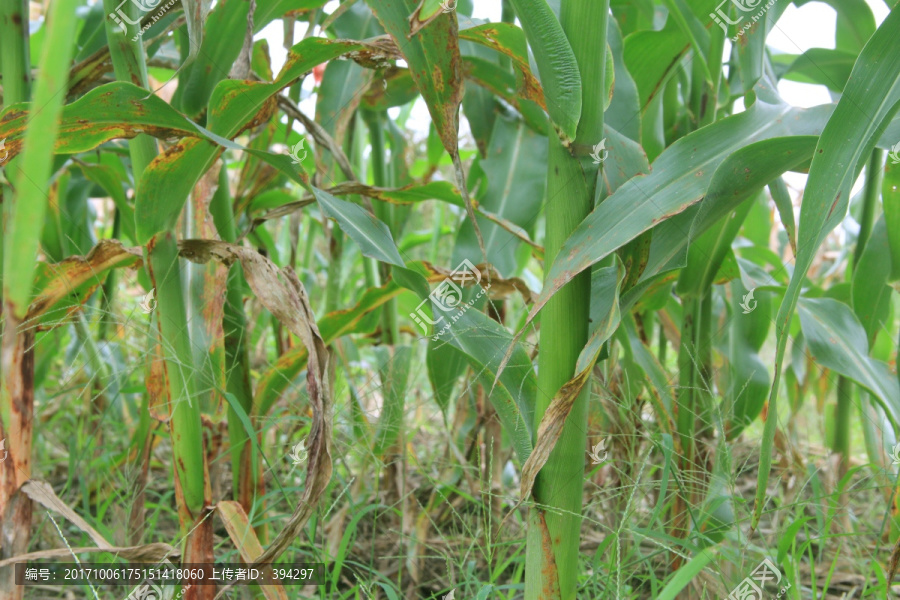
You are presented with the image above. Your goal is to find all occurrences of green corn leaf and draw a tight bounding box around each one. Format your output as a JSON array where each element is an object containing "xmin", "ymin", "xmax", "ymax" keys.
[
  {"xmin": 181, "ymin": 0, "xmax": 212, "ymax": 65},
  {"xmin": 426, "ymin": 339, "xmax": 468, "ymax": 416},
  {"xmin": 883, "ymin": 160, "xmax": 900, "ymax": 281},
  {"xmin": 636, "ymin": 135, "xmax": 819, "ymax": 294},
  {"xmin": 316, "ymin": 60, "xmax": 374, "ymax": 145},
  {"xmin": 624, "ymin": 0, "xmax": 717, "ymax": 108},
  {"xmin": 755, "ymin": 7, "xmax": 900, "ymax": 530},
  {"xmin": 726, "ymin": 280, "xmax": 772, "ymax": 439},
  {"xmin": 798, "ymin": 297, "xmax": 900, "ymax": 426},
  {"xmin": 794, "ymin": 0, "xmax": 875, "ymax": 54},
  {"xmin": 135, "ymin": 38, "xmax": 365, "ymax": 242},
  {"xmin": 526, "ymin": 96, "xmax": 831, "ymax": 330},
  {"xmin": 851, "ymin": 216, "xmax": 892, "ymax": 345},
  {"xmin": 431, "ymin": 307, "xmax": 535, "ymax": 463},
  {"xmin": 313, "ymin": 187, "xmax": 405, "ymax": 268},
  {"xmin": 372, "ymin": 346, "xmax": 413, "ymax": 456},
  {"xmin": 3, "ymin": 0, "xmax": 82, "ymax": 319},
  {"xmin": 26, "ymin": 240, "xmax": 142, "ymax": 327},
  {"xmin": 452, "ymin": 114, "xmax": 547, "ymax": 275},
  {"xmin": 676, "ymin": 192, "xmax": 754, "ymax": 298},
  {"xmin": 782, "ymin": 49, "xmax": 858, "ymax": 93},
  {"xmin": 606, "ymin": 17, "xmax": 641, "ymax": 142},
  {"xmin": 364, "ymin": 0, "xmax": 462, "ymax": 155},
  {"xmin": 506, "ymin": 0, "xmax": 581, "ymax": 142},
  {"xmin": 458, "ymin": 22, "xmax": 546, "ymax": 111},
  {"xmin": 174, "ymin": 0, "xmax": 251, "ymax": 117},
  {"xmin": 253, "ymin": 0, "xmax": 330, "ymax": 34}
]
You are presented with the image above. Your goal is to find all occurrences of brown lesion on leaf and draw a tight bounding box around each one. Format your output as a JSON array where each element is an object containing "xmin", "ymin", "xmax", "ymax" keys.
[
  {"xmin": 534, "ymin": 510, "xmax": 561, "ymax": 598},
  {"xmin": 25, "ymin": 239, "xmax": 142, "ymax": 325}
]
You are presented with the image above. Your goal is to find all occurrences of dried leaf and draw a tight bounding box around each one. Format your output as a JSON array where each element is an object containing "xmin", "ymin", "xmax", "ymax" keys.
[
  {"xmin": 177, "ymin": 240, "xmax": 333, "ymax": 568},
  {"xmin": 25, "ymin": 240, "xmax": 142, "ymax": 326},
  {"xmin": 0, "ymin": 544, "xmax": 178, "ymax": 568},
  {"xmin": 217, "ymin": 501, "xmax": 288, "ymax": 600}
]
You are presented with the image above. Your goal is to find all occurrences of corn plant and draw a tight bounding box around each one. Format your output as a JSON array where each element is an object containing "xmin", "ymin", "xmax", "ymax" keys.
[{"xmin": 2, "ymin": 0, "xmax": 900, "ymax": 599}]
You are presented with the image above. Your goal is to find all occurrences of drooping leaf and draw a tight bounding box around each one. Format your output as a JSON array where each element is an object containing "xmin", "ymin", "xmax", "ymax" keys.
[
  {"xmin": 506, "ymin": 0, "xmax": 581, "ymax": 142},
  {"xmin": 430, "ymin": 305, "xmax": 535, "ymax": 463},
  {"xmin": 798, "ymin": 297, "xmax": 900, "ymax": 426},
  {"xmin": 313, "ymin": 187, "xmax": 406, "ymax": 268},
  {"xmin": 516, "ymin": 260, "xmax": 623, "ymax": 504},
  {"xmin": 135, "ymin": 38, "xmax": 367, "ymax": 242},
  {"xmin": 27, "ymin": 240, "xmax": 142, "ymax": 327},
  {"xmin": 174, "ymin": 0, "xmax": 250, "ymax": 117},
  {"xmin": 756, "ymin": 7, "xmax": 900, "ymax": 529},
  {"xmin": 177, "ymin": 239, "xmax": 333, "ymax": 565},
  {"xmin": 364, "ymin": 0, "xmax": 462, "ymax": 155},
  {"xmin": 528, "ymin": 97, "xmax": 831, "ymax": 328}
]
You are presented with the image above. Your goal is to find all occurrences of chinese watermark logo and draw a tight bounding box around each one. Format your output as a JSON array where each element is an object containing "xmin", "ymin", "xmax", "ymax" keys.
[
  {"xmin": 440, "ymin": 0, "xmax": 458, "ymax": 13},
  {"xmin": 588, "ymin": 440, "xmax": 608, "ymax": 465},
  {"xmin": 125, "ymin": 583, "xmax": 163, "ymax": 600},
  {"xmin": 410, "ymin": 259, "xmax": 490, "ymax": 340},
  {"xmin": 0, "ymin": 438, "xmax": 8, "ymax": 463},
  {"xmin": 139, "ymin": 289, "xmax": 157, "ymax": 314},
  {"xmin": 109, "ymin": 0, "xmax": 178, "ymax": 42},
  {"xmin": 740, "ymin": 288, "xmax": 757, "ymax": 314},
  {"xmin": 889, "ymin": 442, "xmax": 900, "ymax": 466},
  {"xmin": 889, "ymin": 142, "xmax": 900, "ymax": 165},
  {"xmin": 726, "ymin": 558, "xmax": 790, "ymax": 600},
  {"xmin": 288, "ymin": 139, "xmax": 308, "ymax": 165},
  {"xmin": 590, "ymin": 139, "xmax": 609, "ymax": 165},
  {"xmin": 710, "ymin": 0, "xmax": 776, "ymax": 41},
  {"xmin": 0, "ymin": 138, "xmax": 8, "ymax": 164},
  {"xmin": 289, "ymin": 439, "xmax": 308, "ymax": 465}
]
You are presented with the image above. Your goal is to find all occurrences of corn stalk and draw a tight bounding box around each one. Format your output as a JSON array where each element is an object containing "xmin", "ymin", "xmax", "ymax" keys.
[
  {"xmin": 521, "ymin": 1, "xmax": 608, "ymax": 598},
  {"xmin": 0, "ymin": 1, "xmax": 79, "ymax": 596}
]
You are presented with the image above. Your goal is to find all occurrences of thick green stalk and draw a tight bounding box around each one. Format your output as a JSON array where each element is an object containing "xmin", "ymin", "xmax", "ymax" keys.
[
  {"xmin": 0, "ymin": 0, "xmax": 30, "ymax": 107},
  {"xmin": 526, "ymin": 2, "xmax": 607, "ymax": 599},
  {"xmin": 148, "ymin": 234, "xmax": 206, "ymax": 518},
  {"xmin": 676, "ymin": 297, "xmax": 699, "ymax": 465},
  {"xmin": 209, "ymin": 167, "xmax": 259, "ymax": 514}
]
